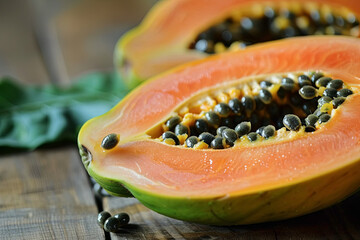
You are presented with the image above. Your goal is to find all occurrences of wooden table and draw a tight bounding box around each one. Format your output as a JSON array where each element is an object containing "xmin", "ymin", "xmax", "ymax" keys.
[{"xmin": 0, "ymin": 1, "xmax": 359, "ymax": 239}]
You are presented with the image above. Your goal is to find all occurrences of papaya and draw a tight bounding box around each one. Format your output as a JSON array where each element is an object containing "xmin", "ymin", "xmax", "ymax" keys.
[
  {"xmin": 79, "ymin": 36, "xmax": 360, "ymax": 225},
  {"xmin": 115, "ymin": 0, "xmax": 360, "ymax": 88}
]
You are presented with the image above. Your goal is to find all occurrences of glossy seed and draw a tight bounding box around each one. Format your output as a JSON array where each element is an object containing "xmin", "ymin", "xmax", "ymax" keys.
[
  {"xmin": 199, "ymin": 132, "xmax": 215, "ymax": 145},
  {"xmin": 254, "ymin": 95, "xmax": 265, "ymax": 110},
  {"xmin": 313, "ymin": 109, "xmax": 325, "ymax": 118},
  {"xmin": 332, "ymin": 97, "xmax": 346, "ymax": 109},
  {"xmin": 290, "ymin": 93, "xmax": 303, "ymax": 106},
  {"xmin": 174, "ymin": 124, "xmax": 188, "ymax": 135},
  {"xmin": 323, "ymin": 88, "xmax": 337, "ymax": 98},
  {"xmin": 337, "ymin": 88, "xmax": 353, "ymax": 97},
  {"xmin": 311, "ymin": 72, "xmax": 324, "ymax": 85},
  {"xmin": 283, "ymin": 114, "xmax": 301, "ymax": 131},
  {"xmin": 305, "ymin": 114, "xmax": 318, "ymax": 127},
  {"xmin": 262, "ymin": 125, "xmax": 276, "ymax": 139},
  {"xmin": 299, "ymin": 86, "xmax": 317, "ymax": 99},
  {"xmin": 259, "ymin": 88, "xmax": 272, "ymax": 104},
  {"xmin": 162, "ymin": 131, "xmax": 180, "ymax": 145},
  {"xmin": 205, "ymin": 111, "xmax": 221, "ymax": 126},
  {"xmin": 281, "ymin": 77, "xmax": 295, "ymax": 91},
  {"xmin": 101, "ymin": 133, "xmax": 119, "ymax": 150},
  {"xmin": 305, "ymin": 125, "xmax": 316, "ymax": 132},
  {"xmin": 260, "ymin": 80, "xmax": 273, "ymax": 88},
  {"xmin": 195, "ymin": 119, "xmax": 209, "ymax": 134},
  {"xmin": 228, "ymin": 98, "xmax": 243, "ymax": 114},
  {"xmin": 186, "ymin": 136, "xmax": 198, "ymax": 148},
  {"xmin": 222, "ymin": 129, "xmax": 238, "ymax": 146},
  {"xmin": 327, "ymin": 79, "xmax": 343, "ymax": 90},
  {"xmin": 256, "ymin": 126, "xmax": 265, "ymax": 136},
  {"xmin": 247, "ymin": 132, "xmax": 258, "ymax": 142},
  {"xmin": 97, "ymin": 211, "xmax": 111, "ymax": 228},
  {"xmin": 298, "ymin": 75, "xmax": 312, "ymax": 87},
  {"xmin": 235, "ymin": 121, "xmax": 251, "ymax": 136},
  {"xmin": 165, "ymin": 116, "xmax": 181, "ymax": 131},
  {"xmin": 104, "ymin": 217, "xmax": 124, "ymax": 233},
  {"xmin": 317, "ymin": 96, "xmax": 332, "ymax": 107},
  {"xmin": 113, "ymin": 213, "xmax": 130, "ymax": 226},
  {"xmin": 241, "ymin": 96, "xmax": 255, "ymax": 112},
  {"xmin": 217, "ymin": 126, "xmax": 229, "ymax": 136},
  {"xmin": 315, "ymin": 77, "xmax": 332, "ymax": 88},
  {"xmin": 211, "ymin": 137, "xmax": 225, "ymax": 149},
  {"xmin": 319, "ymin": 114, "xmax": 331, "ymax": 123},
  {"xmin": 214, "ymin": 103, "xmax": 231, "ymax": 117}
]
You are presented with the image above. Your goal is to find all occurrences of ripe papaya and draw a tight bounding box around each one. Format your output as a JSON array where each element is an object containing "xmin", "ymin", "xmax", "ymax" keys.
[
  {"xmin": 80, "ymin": 36, "xmax": 360, "ymax": 225},
  {"xmin": 115, "ymin": 0, "xmax": 360, "ymax": 88}
]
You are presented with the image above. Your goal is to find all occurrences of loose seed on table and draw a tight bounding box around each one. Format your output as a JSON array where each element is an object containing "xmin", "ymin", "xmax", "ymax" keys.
[
  {"xmin": 113, "ymin": 213, "xmax": 130, "ymax": 226},
  {"xmin": 104, "ymin": 217, "xmax": 125, "ymax": 233},
  {"xmin": 97, "ymin": 211, "xmax": 111, "ymax": 228}
]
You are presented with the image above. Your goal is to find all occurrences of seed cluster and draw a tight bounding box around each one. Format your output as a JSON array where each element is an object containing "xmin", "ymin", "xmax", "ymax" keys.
[
  {"xmin": 189, "ymin": 4, "xmax": 360, "ymax": 54},
  {"xmin": 159, "ymin": 72, "xmax": 353, "ymax": 149},
  {"xmin": 97, "ymin": 211, "xmax": 130, "ymax": 233}
]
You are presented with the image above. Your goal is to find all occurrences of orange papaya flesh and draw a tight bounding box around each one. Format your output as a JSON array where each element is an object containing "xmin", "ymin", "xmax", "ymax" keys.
[
  {"xmin": 80, "ymin": 36, "xmax": 360, "ymax": 225},
  {"xmin": 115, "ymin": 0, "xmax": 360, "ymax": 87}
]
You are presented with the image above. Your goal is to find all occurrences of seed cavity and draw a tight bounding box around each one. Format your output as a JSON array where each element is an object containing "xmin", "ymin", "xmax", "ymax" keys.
[
  {"xmin": 155, "ymin": 71, "xmax": 355, "ymax": 149},
  {"xmin": 189, "ymin": 3, "xmax": 360, "ymax": 54}
]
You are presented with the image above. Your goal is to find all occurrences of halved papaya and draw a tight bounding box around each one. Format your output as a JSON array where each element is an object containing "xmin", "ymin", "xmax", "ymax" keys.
[
  {"xmin": 115, "ymin": 0, "xmax": 360, "ymax": 88},
  {"xmin": 80, "ymin": 36, "xmax": 360, "ymax": 225}
]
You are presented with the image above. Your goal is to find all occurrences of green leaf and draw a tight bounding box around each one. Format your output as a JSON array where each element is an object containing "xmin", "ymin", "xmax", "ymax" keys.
[{"xmin": 0, "ymin": 72, "xmax": 129, "ymax": 152}]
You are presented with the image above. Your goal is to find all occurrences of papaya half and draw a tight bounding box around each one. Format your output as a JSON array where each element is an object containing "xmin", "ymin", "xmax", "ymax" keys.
[
  {"xmin": 79, "ymin": 36, "xmax": 360, "ymax": 225},
  {"xmin": 115, "ymin": 0, "xmax": 360, "ymax": 88}
]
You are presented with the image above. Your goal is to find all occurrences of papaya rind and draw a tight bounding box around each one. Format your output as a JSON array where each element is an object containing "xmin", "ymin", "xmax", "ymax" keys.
[{"xmin": 88, "ymin": 152, "xmax": 360, "ymax": 225}]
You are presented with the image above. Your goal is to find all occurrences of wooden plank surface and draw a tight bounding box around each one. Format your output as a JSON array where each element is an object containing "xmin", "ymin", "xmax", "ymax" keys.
[{"xmin": 1, "ymin": 0, "xmax": 360, "ymax": 239}]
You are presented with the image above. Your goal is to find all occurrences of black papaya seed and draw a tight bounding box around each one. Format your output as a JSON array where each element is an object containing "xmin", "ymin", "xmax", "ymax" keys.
[
  {"xmin": 97, "ymin": 211, "xmax": 111, "ymax": 228},
  {"xmin": 101, "ymin": 133, "xmax": 119, "ymax": 150},
  {"xmin": 162, "ymin": 131, "xmax": 180, "ymax": 145},
  {"xmin": 104, "ymin": 217, "xmax": 123, "ymax": 233},
  {"xmin": 195, "ymin": 119, "xmax": 209, "ymax": 134},
  {"xmin": 113, "ymin": 213, "xmax": 130, "ymax": 226},
  {"xmin": 259, "ymin": 88, "xmax": 272, "ymax": 104},
  {"xmin": 332, "ymin": 97, "xmax": 346, "ymax": 109},
  {"xmin": 205, "ymin": 111, "xmax": 221, "ymax": 126},
  {"xmin": 283, "ymin": 114, "xmax": 301, "ymax": 131},
  {"xmin": 211, "ymin": 137, "xmax": 225, "ymax": 149},
  {"xmin": 299, "ymin": 86, "xmax": 317, "ymax": 100},
  {"xmin": 214, "ymin": 103, "xmax": 231, "ymax": 117},
  {"xmin": 319, "ymin": 114, "xmax": 331, "ymax": 124},
  {"xmin": 262, "ymin": 125, "xmax": 276, "ymax": 139},
  {"xmin": 222, "ymin": 129, "xmax": 238, "ymax": 146},
  {"xmin": 165, "ymin": 116, "xmax": 181, "ymax": 131},
  {"xmin": 337, "ymin": 88, "xmax": 353, "ymax": 97},
  {"xmin": 228, "ymin": 98, "xmax": 243, "ymax": 114},
  {"xmin": 327, "ymin": 79, "xmax": 343, "ymax": 90},
  {"xmin": 199, "ymin": 132, "xmax": 215, "ymax": 145},
  {"xmin": 186, "ymin": 136, "xmax": 198, "ymax": 148},
  {"xmin": 174, "ymin": 124, "xmax": 189, "ymax": 136},
  {"xmin": 235, "ymin": 121, "xmax": 251, "ymax": 137},
  {"xmin": 247, "ymin": 132, "xmax": 258, "ymax": 142},
  {"xmin": 323, "ymin": 87, "xmax": 337, "ymax": 99}
]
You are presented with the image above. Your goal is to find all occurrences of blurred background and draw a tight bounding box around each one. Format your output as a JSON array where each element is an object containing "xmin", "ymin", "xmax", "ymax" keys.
[{"xmin": 0, "ymin": 0, "xmax": 157, "ymax": 85}]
